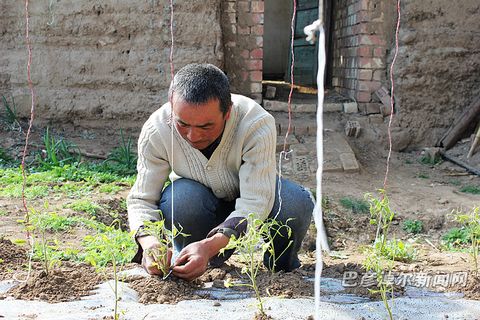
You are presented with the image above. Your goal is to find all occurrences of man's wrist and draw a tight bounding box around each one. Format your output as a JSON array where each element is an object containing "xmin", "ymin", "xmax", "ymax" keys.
[
  {"xmin": 201, "ymin": 233, "xmax": 230, "ymax": 258},
  {"xmin": 137, "ymin": 235, "xmax": 161, "ymax": 250}
]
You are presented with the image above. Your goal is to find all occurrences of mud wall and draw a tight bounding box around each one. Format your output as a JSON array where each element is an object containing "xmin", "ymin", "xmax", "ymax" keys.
[
  {"xmin": 0, "ymin": 0, "xmax": 224, "ymax": 128},
  {"xmin": 393, "ymin": 1, "xmax": 480, "ymax": 147}
]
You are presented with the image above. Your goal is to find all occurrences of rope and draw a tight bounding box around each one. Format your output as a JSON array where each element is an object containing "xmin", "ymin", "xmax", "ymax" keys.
[
  {"xmin": 383, "ymin": 0, "xmax": 401, "ymax": 192},
  {"xmin": 17, "ymin": 0, "xmax": 36, "ymax": 284},
  {"xmin": 168, "ymin": 0, "xmax": 176, "ymax": 265},
  {"xmin": 274, "ymin": 0, "xmax": 297, "ymax": 220}
]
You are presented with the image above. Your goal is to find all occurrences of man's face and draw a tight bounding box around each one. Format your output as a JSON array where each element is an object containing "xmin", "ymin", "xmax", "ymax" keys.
[{"xmin": 172, "ymin": 96, "xmax": 231, "ymax": 150}]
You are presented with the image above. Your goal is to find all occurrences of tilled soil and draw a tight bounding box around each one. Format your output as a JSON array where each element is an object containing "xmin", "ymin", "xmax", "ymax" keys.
[
  {"xmin": 5, "ymin": 262, "xmax": 104, "ymax": 302},
  {"xmin": 0, "ymin": 238, "xmax": 28, "ymax": 281}
]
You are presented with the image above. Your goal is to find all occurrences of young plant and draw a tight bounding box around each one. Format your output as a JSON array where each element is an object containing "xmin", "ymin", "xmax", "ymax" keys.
[
  {"xmin": 37, "ymin": 127, "xmax": 81, "ymax": 169},
  {"xmin": 451, "ymin": 207, "xmax": 480, "ymax": 275},
  {"xmin": 460, "ymin": 185, "xmax": 480, "ymax": 195},
  {"xmin": 105, "ymin": 130, "xmax": 137, "ymax": 176},
  {"xmin": 402, "ymin": 219, "xmax": 423, "ymax": 234},
  {"xmin": 363, "ymin": 190, "xmax": 396, "ymax": 320},
  {"xmin": 26, "ymin": 205, "xmax": 65, "ymax": 275},
  {"xmin": 141, "ymin": 215, "xmax": 187, "ymax": 277},
  {"xmin": 221, "ymin": 214, "xmax": 292, "ymax": 319},
  {"xmin": 340, "ymin": 196, "xmax": 369, "ymax": 214},
  {"xmin": 1, "ymin": 95, "xmax": 21, "ymax": 131},
  {"xmin": 82, "ymin": 226, "xmax": 136, "ymax": 320}
]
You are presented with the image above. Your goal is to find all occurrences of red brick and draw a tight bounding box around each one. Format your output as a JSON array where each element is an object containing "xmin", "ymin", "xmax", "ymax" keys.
[
  {"xmin": 241, "ymin": 71, "xmax": 249, "ymax": 81},
  {"xmin": 358, "ymin": 69, "xmax": 372, "ymax": 80},
  {"xmin": 251, "ymin": 25, "xmax": 264, "ymax": 35},
  {"xmin": 255, "ymin": 36, "xmax": 263, "ymax": 47},
  {"xmin": 373, "ymin": 70, "xmax": 384, "ymax": 81},
  {"xmin": 352, "ymin": 23, "xmax": 369, "ymax": 34},
  {"xmin": 356, "ymin": 91, "xmax": 371, "ymax": 103},
  {"xmin": 224, "ymin": 2, "xmax": 236, "ymax": 13},
  {"xmin": 356, "ymin": 0, "xmax": 369, "ymax": 12},
  {"xmin": 357, "ymin": 46, "xmax": 372, "ymax": 57},
  {"xmin": 251, "ymin": 13, "xmax": 264, "ymax": 25},
  {"xmin": 250, "ymin": 82, "xmax": 262, "ymax": 93},
  {"xmin": 373, "ymin": 47, "xmax": 385, "ymax": 57},
  {"xmin": 359, "ymin": 35, "xmax": 386, "ymax": 46},
  {"xmin": 238, "ymin": 25, "xmax": 250, "ymax": 35},
  {"xmin": 358, "ymin": 80, "xmax": 381, "ymax": 92},
  {"xmin": 358, "ymin": 57, "xmax": 384, "ymax": 68},
  {"xmin": 247, "ymin": 59, "xmax": 263, "ymax": 70},
  {"xmin": 250, "ymin": 48, "xmax": 263, "ymax": 59},
  {"xmin": 238, "ymin": 1, "xmax": 250, "ymax": 12},
  {"xmin": 250, "ymin": 71, "xmax": 262, "ymax": 81},
  {"xmin": 251, "ymin": 1, "xmax": 264, "ymax": 13},
  {"xmin": 240, "ymin": 49, "xmax": 249, "ymax": 59},
  {"xmin": 356, "ymin": 11, "xmax": 369, "ymax": 22}
]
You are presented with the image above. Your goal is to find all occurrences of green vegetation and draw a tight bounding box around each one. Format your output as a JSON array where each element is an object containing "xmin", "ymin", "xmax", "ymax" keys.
[
  {"xmin": 83, "ymin": 225, "xmax": 136, "ymax": 320},
  {"xmin": 460, "ymin": 185, "xmax": 480, "ymax": 195},
  {"xmin": 363, "ymin": 190, "xmax": 396, "ymax": 320},
  {"xmin": 402, "ymin": 219, "xmax": 423, "ymax": 234},
  {"xmin": 419, "ymin": 154, "xmax": 442, "ymax": 166},
  {"xmin": 30, "ymin": 210, "xmax": 78, "ymax": 232},
  {"xmin": 36, "ymin": 127, "xmax": 80, "ymax": 170},
  {"xmin": 142, "ymin": 216, "xmax": 187, "ymax": 277},
  {"xmin": 442, "ymin": 227, "xmax": 470, "ymax": 247},
  {"xmin": 1, "ymin": 95, "xmax": 21, "ymax": 131},
  {"xmin": 65, "ymin": 199, "xmax": 103, "ymax": 216},
  {"xmin": 340, "ymin": 196, "xmax": 369, "ymax": 214},
  {"xmin": 417, "ymin": 173, "xmax": 429, "ymax": 179},
  {"xmin": 450, "ymin": 207, "xmax": 480, "ymax": 275},
  {"xmin": 105, "ymin": 130, "xmax": 137, "ymax": 176},
  {"xmin": 221, "ymin": 214, "xmax": 292, "ymax": 318}
]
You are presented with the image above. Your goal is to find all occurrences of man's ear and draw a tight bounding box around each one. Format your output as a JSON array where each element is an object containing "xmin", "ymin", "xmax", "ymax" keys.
[{"xmin": 224, "ymin": 102, "xmax": 233, "ymax": 121}]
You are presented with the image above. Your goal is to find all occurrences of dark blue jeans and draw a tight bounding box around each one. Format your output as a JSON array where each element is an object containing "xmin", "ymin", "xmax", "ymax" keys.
[{"xmin": 159, "ymin": 178, "xmax": 313, "ymax": 272}]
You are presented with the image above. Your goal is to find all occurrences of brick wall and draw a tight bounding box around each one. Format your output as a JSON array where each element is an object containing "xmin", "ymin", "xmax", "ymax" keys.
[
  {"xmin": 221, "ymin": 0, "xmax": 264, "ymax": 103},
  {"xmin": 332, "ymin": 0, "xmax": 388, "ymax": 114}
]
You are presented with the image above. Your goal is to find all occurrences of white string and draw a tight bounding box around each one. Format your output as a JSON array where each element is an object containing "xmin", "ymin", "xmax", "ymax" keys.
[{"xmin": 274, "ymin": 150, "xmax": 293, "ymax": 220}]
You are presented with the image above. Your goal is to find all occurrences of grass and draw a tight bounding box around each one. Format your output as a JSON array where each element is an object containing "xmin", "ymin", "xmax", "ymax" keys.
[
  {"xmin": 402, "ymin": 219, "xmax": 423, "ymax": 234},
  {"xmin": 65, "ymin": 199, "xmax": 103, "ymax": 216},
  {"xmin": 36, "ymin": 127, "xmax": 81, "ymax": 170},
  {"xmin": 417, "ymin": 173, "xmax": 429, "ymax": 179},
  {"xmin": 105, "ymin": 130, "xmax": 137, "ymax": 176},
  {"xmin": 460, "ymin": 185, "xmax": 480, "ymax": 195},
  {"xmin": 0, "ymin": 184, "xmax": 50, "ymax": 199},
  {"xmin": 1, "ymin": 95, "xmax": 21, "ymax": 131},
  {"xmin": 442, "ymin": 227, "xmax": 470, "ymax": 247},
  {"xmin": 340, "ymin": 196, "xmax": 369, "ymax": 214},
  {"xmin": 419, "ymin": 155, "xmax": 442, "ymax": 166}
]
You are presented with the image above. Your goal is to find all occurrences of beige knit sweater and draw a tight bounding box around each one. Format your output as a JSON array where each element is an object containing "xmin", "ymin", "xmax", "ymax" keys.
[{"xmin": 127, "ymin": 94, "xmax": 277, "ymax": 233}]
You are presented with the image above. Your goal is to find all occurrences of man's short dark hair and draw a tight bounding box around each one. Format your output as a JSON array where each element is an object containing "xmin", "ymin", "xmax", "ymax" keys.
[{"xmin": 169, "ymin": 63, "xmax": 232, "ymax": 115}]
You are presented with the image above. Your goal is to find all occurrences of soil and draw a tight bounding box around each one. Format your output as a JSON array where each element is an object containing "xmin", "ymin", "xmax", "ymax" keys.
[
  {"xmin": 1, "ymin": 117, "xmax": 480, "ymax": 306},
  {"xmin": 5, "ymin": 262, "xmax": 104, "ymax": 302}
]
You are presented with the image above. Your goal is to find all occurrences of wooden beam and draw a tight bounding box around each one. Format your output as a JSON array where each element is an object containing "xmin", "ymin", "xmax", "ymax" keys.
[{"xmin": 437, "ymin": 95, "xmax": 480, "ymax": 149}]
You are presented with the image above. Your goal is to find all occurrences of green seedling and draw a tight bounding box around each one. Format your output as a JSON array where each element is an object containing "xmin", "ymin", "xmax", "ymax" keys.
[
  {"xmin": 460, "ymin": 185, "xmax": 480, "ymax": 195},
  {"xmin": 36, "ymin": 127, "xmax": 81, "ymax": 169},
  {"xmin": 1, "ymin": 95, "xmax": 21, "ymax": 131},
  {"xmin": 363, "ymin": 190, "xmax": 396, "ymax": 320},
  {"xmin": 417, "ymin": 173, "xmax": 429, "ymax": 179},
  {"xmin": 221, "ymin": 214, "xmax": 292, "ymax": 319},
  {"xmin": 105, "ymin": 130, "xmax": 137, "ymax": 176},
  {"xmin": 419, "ymin": 154, "xmax": 442, "ymax": 166},
  {"xmin": 340, "ymin": 196, "xmax": 369, "ymax": 214},
  {"xmin": 25, "ymin": 206, "xmax": 64, "ymax": 276},
  {"xmin": 451, "ymin": 207, "xmax": 480, "ymax": 275},
  {"xmin": 142, "ymin": 215, "xmax": 187, "ymax": 277},
  {"xmin": 83, "ymin": 226, "xmax": 136, "ymax": 320},
  {"xmin": 65, "ymin": 199, "xmax": 103, "ymax": 216},
  {"xmin": 442, "ymin": 227, "xmax": 470, "ymax": 248},
  {"xmin": 402, "ymin": 219, "xmax": 423, "ymax": 234}
]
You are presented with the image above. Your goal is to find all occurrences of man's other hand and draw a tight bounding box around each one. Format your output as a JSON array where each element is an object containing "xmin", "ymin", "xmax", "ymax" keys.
[{"xmin": 138, "ymin": 235, "xmax": 172, "ymax": 276}]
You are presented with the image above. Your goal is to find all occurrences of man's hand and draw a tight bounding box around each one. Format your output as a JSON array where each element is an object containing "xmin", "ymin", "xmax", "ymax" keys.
[
  {"xmin": 172, "ymin": 233, "xmax": 230, "ymax": 281},
  {"xmin": 138, "ymin": 235, "xmax": 172, "ymax": 276}
]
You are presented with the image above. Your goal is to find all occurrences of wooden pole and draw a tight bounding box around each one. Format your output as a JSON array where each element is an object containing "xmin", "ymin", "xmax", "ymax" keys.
[{"xmin": 438, "ymin": 95, "xmax": 480, "ymax": 150}]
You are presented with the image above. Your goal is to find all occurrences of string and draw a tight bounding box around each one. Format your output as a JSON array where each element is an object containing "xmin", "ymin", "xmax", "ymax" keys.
[
  {"xmin": 168, "ymin": 0, "xmax": 176, "ymax": 265},
  {"xmin": 383, "ymin": 0, "xmax": 401, "ymax": 192},
  {"xmin": 16, "ymin": 0, "xmax": 36, "ymax": 284},
  {"xmin": 274, "ymin": 0, "xmax": 297, "ymax": 220}
]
